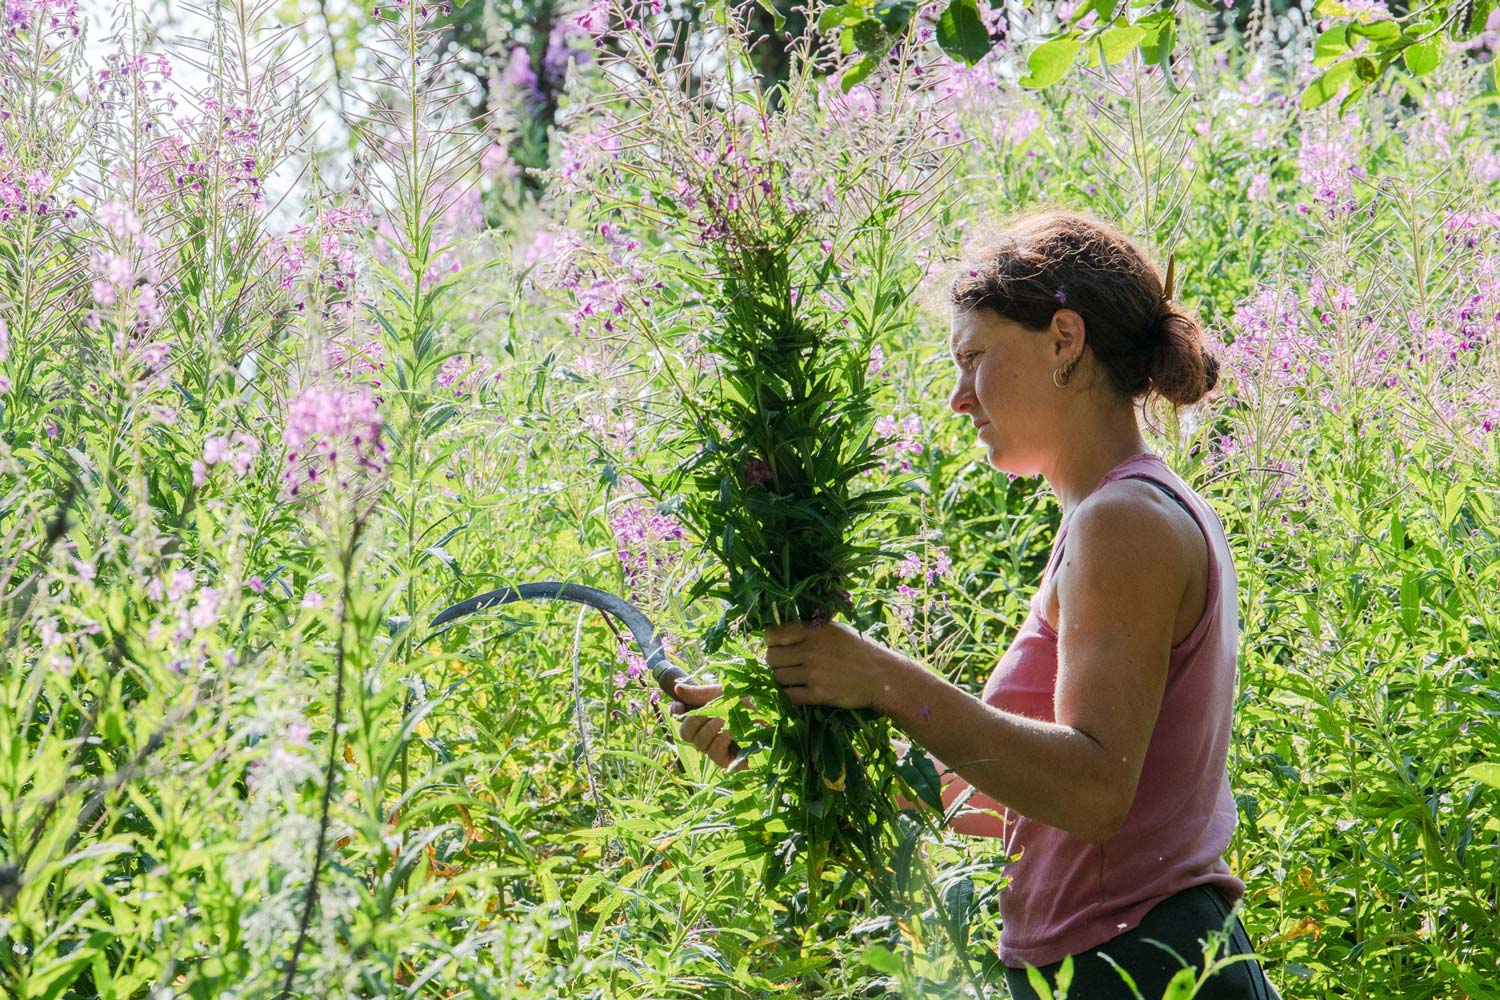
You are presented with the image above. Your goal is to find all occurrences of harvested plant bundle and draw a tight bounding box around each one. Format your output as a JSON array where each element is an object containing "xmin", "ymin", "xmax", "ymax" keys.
[{"xmin": 567, "ymin": 3, "xmax": 960, "ymax": 916}]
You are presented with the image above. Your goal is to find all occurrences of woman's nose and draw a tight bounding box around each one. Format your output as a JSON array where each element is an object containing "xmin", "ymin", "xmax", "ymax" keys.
[{"xmin": 950, "ymin": 379, "xmax": 974, "ymax": 415}]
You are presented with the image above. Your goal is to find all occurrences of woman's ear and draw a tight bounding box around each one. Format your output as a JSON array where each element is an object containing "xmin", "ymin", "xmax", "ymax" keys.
[{"xmin": 1050, "ymin": 308, "xmax": 1087, "ymax": 362}]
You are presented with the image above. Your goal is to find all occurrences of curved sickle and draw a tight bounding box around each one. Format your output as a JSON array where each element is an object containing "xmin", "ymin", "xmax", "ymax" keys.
[{"xmin": 429, "ymin": 582, "xmax": 689, "ymax": 697}]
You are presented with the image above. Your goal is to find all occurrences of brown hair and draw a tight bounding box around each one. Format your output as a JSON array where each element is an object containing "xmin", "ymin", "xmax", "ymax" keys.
[{"xmin": 947, "ymin": 208, "xmax": 1219, "ymax": 411}]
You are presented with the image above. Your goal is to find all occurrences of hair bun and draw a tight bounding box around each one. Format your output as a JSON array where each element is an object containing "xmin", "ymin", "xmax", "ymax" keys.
[
  {"xmin": 1200, "ymin": 348, "xmax": 1220, "ymax": 397},
  {"xmin": 1150, "ymin": 311, "xmax": 1218, "ymax": 407}
]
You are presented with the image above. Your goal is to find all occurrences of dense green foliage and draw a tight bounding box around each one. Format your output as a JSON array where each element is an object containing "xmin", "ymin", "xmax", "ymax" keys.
[{"xmin": 0, "ymin": 0, "xmax": 1496, "ymax": 998}]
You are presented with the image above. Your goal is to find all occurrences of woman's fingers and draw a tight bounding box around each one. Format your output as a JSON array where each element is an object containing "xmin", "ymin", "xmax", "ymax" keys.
[
  {"xmin": 771, "ymin": 665, "xmax": 810, "ymax": 690},
  {"xmin": 677, "ymin": 713, "xmax": 705, "ymax": 742},
  {"xmin": 706, "ymin": 727, "xmax": 741, "ymax": 770},
  {"xmin": 667, "ymin": 678, "xmax": 753, "ymax": 772},
  {"xmin": 671, "ymin": 680, "xmax": 723, "ymax": 709},
  {"xmin": 691, "ymin": 716, "xmax": 727, "ymax": 755}
]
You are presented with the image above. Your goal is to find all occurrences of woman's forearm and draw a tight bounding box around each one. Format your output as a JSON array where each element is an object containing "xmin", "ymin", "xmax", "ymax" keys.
[{"xmin": 877, "ymin": 662, "xmax": 1125, "ymax": 844}]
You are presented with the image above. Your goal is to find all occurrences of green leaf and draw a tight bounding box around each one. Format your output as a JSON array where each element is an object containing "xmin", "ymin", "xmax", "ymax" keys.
[
  {"xmin": 1055, "ymin": 955, "xmax": 1075, "ymax": 995},
  {"xmin": 753, "ymin": 0, "xmax": 786, "ymax": 31},
  {"xmin": 1025, "ymin": 964, "xmax": 1057, "ymax": 1000},
  {"xmin": 1313, "ymin": 25, "xmax": 1349, "ymax": 66},
  {"xmin": 1068, "ymin": 0, "xmax": 1108, "ymax": 26},
  {"xmin": 1465, "ymin": 763, "xmax": 1500, "ymax": 790},
  {"xmin": 1098, "ymin": 23, "xmax": 1146, "ymax": 64},
  {"xmin": 1019, "ymin": 37, "xmax": 1082, "ymax": 89},
  {"xmin": 1442, "ymin": 482, "xmax": 1465, "ymax": 529},
  {"xmin": 1399, "ymin": 570, "xmax": 1420, "ymax": 638},
  {"xmin": 817, "ymin": 3, "xmax": 866, "ymax": 31},
  {"xmin": 1403, "ymin": 34, "xmax": 1442, "ymax": 76},
  {"xmin": 943, "ymin": 876, "xmax": 975, "ymax": 953},
  {"xmin": 1338, "ymin": 79, "xmax": 1370, "ymax": 115},
  {"xmin": 851, "ymin": 17, "xmax": 892, "ymax": 56},
  {"xmin": 1161, "ymin": 966, "xmax": 1200, "ymax": 999},
  {"xmin": 937, "ymin": 0, "xmax": 990, "ymax": 66},
  {"xmin": 1143, "ymin": 13, "xmax": 1175, "ymax": 66},
  {"xmin": 1300, "ymin": 60, "xmax": 1354, "ymax": 110},
  {"xmin": 897, "ymin": 745, "xmax": 944, "ymax": 811},
  {"xmin": 874, "ymin": 0, "xmax": 919, "ymax": 33},
  {"xmin": 862, "ymin": 943, "xmax": 905, "ymax": 974},
  {"xmin": 840, "ymin": 50, "xmax": 882, "ymax": 90},
  {"xmin": 1347, "ymin": 19, "xmax": 1400, "ymax": 45}
]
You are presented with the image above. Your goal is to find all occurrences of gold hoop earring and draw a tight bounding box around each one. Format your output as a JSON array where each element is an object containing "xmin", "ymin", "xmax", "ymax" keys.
[{"xmin": 1053, "ymin": 360, "xmax": 1076, "ymax": 389}]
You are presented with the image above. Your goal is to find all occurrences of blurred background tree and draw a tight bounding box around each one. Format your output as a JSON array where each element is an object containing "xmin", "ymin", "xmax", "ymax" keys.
[{"xmin": 236, "ymin": 0, "xmax": 1493, "ymax": 218}]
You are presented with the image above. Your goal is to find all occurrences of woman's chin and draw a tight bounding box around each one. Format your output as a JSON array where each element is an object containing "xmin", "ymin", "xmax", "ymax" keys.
[{"xmin": 985, "ymin": 444, "xmax": 1027, "ymax": 478}]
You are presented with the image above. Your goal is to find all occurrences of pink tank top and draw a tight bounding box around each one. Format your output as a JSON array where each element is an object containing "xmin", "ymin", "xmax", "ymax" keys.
[{"xmin": 980, "ymin": 451, "xmax": 1245, "ymax": 969}]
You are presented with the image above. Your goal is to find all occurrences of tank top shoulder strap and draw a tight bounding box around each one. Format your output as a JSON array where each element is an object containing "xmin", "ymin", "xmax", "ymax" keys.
[
  {"xmin": 1041, "ymin": 454, "xmax": 1220, "ymax": 606},
  {"xmin": 1102, "ymin": 456, "xmax": 1224, "ymax": 653},
  {"xmin": 1042, "ymin": 453, "xmax": 1171, "ymax": 581},
  {"xmin": 1118, "ymin": 473, "xmax": 1195, "ymax": 518}
]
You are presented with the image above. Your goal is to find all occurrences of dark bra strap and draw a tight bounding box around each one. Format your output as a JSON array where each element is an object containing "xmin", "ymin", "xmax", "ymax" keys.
[
  {"xmin": 1045, "ymin": 473, "xmax": 1198, "ymax": 582},
  {"xmin": 1120, "ymin": 474, "xmax": 1195, "ymax": 519}
]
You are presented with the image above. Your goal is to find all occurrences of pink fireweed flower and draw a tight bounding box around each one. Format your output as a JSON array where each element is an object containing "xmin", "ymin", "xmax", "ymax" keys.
[
  {"xmin": 168, "ymin": 567, "xmax": 197, "ymax": 602},
  {"xmin": 1297, "ymin": 111, "xmax": 1364, "ymax": 214},
  {"xmin": 876, "ymin": 414, "xmax": 924, "ymax": 472},
  {"xmin": 1246, "ymin": 172, "xmax": 1270, "ymax": 202},
  {"xmin": 436, "ymin": 355, "xmax": 501, "ymax": 398},
  {"xmin": 324, "ymin": 335, "xmax": 385, "ymax": 382},
  {"xmin": 892, "ymin": 576, "xmax": 951, "ymax": 628},
  {"xmin": 498, "ymin": 45, "xmax": 543, "ymax": 110},
  {"xmin": 481, "ymin": 142, "xmax": 520, "ymax": 183},
  {"xmin": 196, "ymin": 430, "xmax": 261, "ymax": 485},
  {"xmin": 743, "ymin": 458, "xmax": 772, "ymax": 486},
  {"xmin": 282, "ymin": 386, "xmax": 388, "ymax": 496},
  {"xmin": 896, "ymin": 544, "xmax": 953, "ymax": 585},
  {"xmin": 98, "ymin": 199, "xmax": 142, "ymax": 238},
  {"xmin": 608, "ymin": 497, "xmax": 685, "ymax": 597},
  {"xmin": 611, "ymin": 635, "xmax": 676, "ymax": 698},
  {"xmin": 556, "ymin": 118, "xmax": 622, "ymax": 194},
  {"xmin": 543, "ymin": 16, "xmax": 593, "ymax": 84},
  {"xmin": 90, "ymin": 250, "xmax": 134, "ymax": 305},
  {"xmin": 572, "ymin": 0, "xmax": 611, "ymax": 33}
]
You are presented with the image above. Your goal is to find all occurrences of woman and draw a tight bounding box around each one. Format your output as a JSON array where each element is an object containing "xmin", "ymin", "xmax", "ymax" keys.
[{"xmin": 670, "ymin": 210, "xmax": 1280, "ymax": 999}]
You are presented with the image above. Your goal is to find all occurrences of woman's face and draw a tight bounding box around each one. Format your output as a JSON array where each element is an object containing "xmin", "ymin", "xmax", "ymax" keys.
[{"xmin": 948, "ymin": 305, "xmax": 1076, "ymax": 477}]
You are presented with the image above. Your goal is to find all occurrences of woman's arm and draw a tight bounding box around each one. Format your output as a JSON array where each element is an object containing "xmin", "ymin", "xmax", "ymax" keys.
[
  {"xmin": 764, "ymin": 487, "xmax": 1195, "ymax": 843},
  {"xmin": 875, "ymin": 495, "xmax": 1189, "ymax": 844}
]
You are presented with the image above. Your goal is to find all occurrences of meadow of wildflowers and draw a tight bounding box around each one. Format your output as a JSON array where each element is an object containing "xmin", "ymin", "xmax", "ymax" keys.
[{"xmin": 0, "ymin": 0, "xmax": 1497, "ymax": 997}]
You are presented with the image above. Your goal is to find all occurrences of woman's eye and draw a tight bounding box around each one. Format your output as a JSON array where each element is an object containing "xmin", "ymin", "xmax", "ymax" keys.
[{"xmin": 961, "ymin": 352, "xmax": 980, "ymax": 370}]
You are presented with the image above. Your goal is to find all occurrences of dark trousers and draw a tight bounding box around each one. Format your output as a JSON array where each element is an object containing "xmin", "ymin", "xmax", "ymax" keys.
[{"xmin": 1002, "ymin": 884, "xmax": 1282, "ymax": 1000}]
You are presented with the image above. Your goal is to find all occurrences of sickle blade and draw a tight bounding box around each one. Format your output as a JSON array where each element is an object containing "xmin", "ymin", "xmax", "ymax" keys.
[{"xmin": 429, "ymin": 581, "xmax": 687, "ymax": 695}]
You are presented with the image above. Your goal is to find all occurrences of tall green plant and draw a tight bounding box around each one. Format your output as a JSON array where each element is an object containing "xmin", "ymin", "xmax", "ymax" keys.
[{"xmin": 566, "ymin": 0, "xmax": 971, "ymax": 941}]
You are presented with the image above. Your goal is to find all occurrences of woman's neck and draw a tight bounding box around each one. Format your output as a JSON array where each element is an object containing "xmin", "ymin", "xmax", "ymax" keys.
[{"xmin": 1041, "ymin": 413, "xmax": 1150, "ymax": 519}]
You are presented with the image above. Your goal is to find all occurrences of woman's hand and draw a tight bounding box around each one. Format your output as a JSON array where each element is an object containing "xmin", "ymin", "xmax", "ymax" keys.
[
  {"xmin": 764, "ymin": 620, "xmax": 917, "ymax": 712},
  {"xmin": 669, "ymin": 680, "xmax": 751, "ymax": 772}
]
